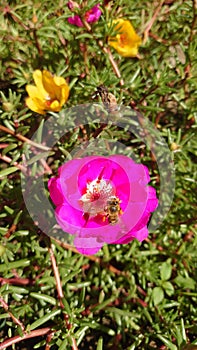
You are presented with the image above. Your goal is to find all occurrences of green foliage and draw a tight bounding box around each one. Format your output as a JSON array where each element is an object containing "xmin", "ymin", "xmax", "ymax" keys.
[{"xmin": 0, "ymin": 0, "xmax": 197, "ymax": 349}]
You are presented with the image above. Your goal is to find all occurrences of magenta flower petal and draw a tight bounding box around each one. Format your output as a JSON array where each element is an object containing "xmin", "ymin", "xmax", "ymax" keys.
[
  {"xmin": 146, "ymin": 186, "xmax": 158, "ymax": 212},
  {"xmin": 68, "ymin": 3, "xmax": 101, "ymax": 27},
  {"xmin": 48, "ymin": 177, "xmax": 64, "ymax": 206},
  {"xmin": 55, "ymin": 202, "xmax": 132, "ymax": 244},
  {"xmin": 68, "ymin": 15, "xmax": 83, "ymax": 27},
  {"xmin": 48, "ymin": 155, "xmax": 158, "ymax": 255},
  {"xmin": 77, "ymin": 156, "xmax": 131, "ymax": 209},
  {"xmin": 59, "ymin": 156, "xmax": 97, "ymax": 211},
  {"xmin": 55, "ymin": 203, "xmax": 86, "ymax": 234},
  {"xmin": 109, "ymin": 155, "xmax": 150, "ymax": 184},
  {"xmin": 74, "ymin": 236, "xmax": 103, "ymax": 255},
  {"xmin": 85, "ymin": 4, "xmax": 102, "ymax": 23},
  {"xmin": 112, "ymin": 226, "xmax": 148, "ymax": 245},
  {"xmin": 67, "ymin": 1, "xmax": 74, "ymax": 10}
]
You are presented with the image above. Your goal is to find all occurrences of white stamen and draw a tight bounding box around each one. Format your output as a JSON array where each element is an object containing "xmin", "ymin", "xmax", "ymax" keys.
[{"xmin": 79, "ymin": 178, "xmax": 115, "ymax": 217}]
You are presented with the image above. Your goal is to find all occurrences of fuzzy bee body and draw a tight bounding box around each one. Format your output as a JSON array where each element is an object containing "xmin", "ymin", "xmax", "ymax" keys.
[{"xmin": 104, "ymin": 196, "xmax": 122, "ymax": 225}]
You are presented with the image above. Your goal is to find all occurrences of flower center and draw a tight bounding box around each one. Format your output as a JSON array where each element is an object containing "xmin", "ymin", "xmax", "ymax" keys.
[
  {"xmin": 79, "ymin": 177, "xmax": 115, "ymax": 217},
  {"xmin": 45, "ymin": 95, "xmax": 52, "ymax": 107},
  {"xmin": 119, "ymin": 33, "xmax": 128, "ymax": 46},
  {"xmin": 79, "ymin": 172, "xmax": 123, "ymax": 224},
  {"xmin": 45, "ymin": 95, "xmax": 58, "ymax": 108}
]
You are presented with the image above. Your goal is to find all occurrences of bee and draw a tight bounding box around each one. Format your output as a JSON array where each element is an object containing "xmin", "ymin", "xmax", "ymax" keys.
[
  {"xmin": 104, "ymin": 196, "xmax": 122, "ymax": 225},
  {"xmin": 96, "ymin": 85, "xmax": 118, "ymax": 113}
]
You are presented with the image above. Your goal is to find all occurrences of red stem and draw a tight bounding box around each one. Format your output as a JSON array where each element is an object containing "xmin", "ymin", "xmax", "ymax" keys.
[{"xmin": 0, "ymin": 328, "xmax": 52, "ymax": 350}]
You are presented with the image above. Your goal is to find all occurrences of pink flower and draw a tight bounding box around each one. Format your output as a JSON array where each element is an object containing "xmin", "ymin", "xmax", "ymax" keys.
[
  {"xmin": 67, "ymin": 4, "xmax": 101, "ymax": 27},
  {"xmin": 48, "ymin": 155, "xmax": 158, "ymax": 255},
  {"xmin": 68, "ymin": 15, "xmax": 83, "ymax": 27}
]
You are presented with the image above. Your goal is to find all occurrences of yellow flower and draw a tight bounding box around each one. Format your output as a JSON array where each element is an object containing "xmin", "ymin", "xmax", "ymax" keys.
[
  {"xmin": 108, "ymin": 19, "xmax": 142, "ymax": 58},
  {"xmin": 26, "ymin": 70, "xmax": 69, "ymax": 114}
]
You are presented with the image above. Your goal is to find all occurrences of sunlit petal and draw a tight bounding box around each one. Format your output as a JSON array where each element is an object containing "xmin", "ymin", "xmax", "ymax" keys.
[{"xmin": 108, "ymin": 19, "xmax": 142, "ymax": 57}]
